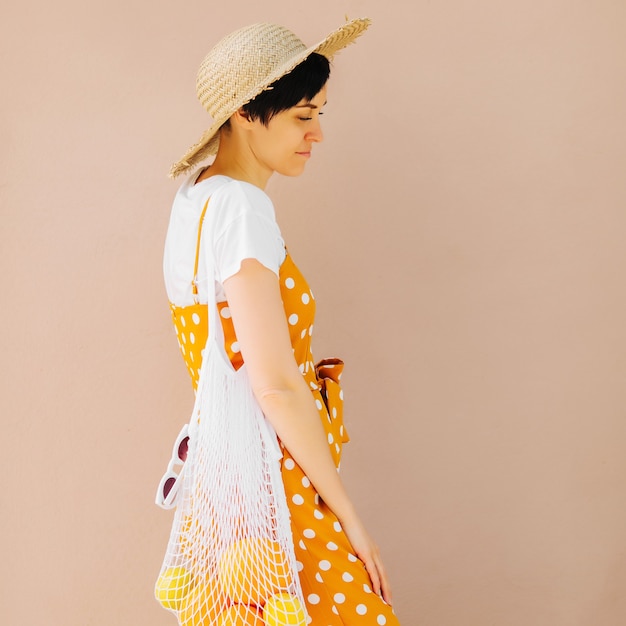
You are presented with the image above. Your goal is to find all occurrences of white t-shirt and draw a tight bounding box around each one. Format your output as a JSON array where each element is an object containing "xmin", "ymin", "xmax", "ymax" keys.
[{"xmin": 163, "ymin": 172, "xmax": 286, "ymax": 306}]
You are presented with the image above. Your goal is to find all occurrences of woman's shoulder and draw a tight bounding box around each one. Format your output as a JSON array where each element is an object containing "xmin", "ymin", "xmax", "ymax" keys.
[
  {"xmin": 170, "ymin": 171, "xmax": 279, "ymax": 245},
  {"xmin": 175, "ymin": 171, "xmax": 274, "ymax": 220},
  {"xmin": 210, "ymin": 177, "xmax": 275, "ymax": 220}
]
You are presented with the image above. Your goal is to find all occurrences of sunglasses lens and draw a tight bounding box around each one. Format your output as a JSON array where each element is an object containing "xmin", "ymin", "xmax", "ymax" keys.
[
  {"xmin": 163, "ymin": 476, "xmax": 177, "ymax": 500},
  {"xmin": 178, "ymin": 436, "xmax": 189, "ymax": 462}
]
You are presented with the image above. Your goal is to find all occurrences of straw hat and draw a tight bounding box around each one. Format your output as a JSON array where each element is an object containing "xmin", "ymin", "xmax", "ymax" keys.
[{"xmin": 169, "ymin": 17, "xmax": 372, "ymax": 178}]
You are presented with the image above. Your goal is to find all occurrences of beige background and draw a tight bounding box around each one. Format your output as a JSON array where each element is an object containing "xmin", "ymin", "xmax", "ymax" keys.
[{"xmin": 2, "ymin": 1, "xmax": 625, "ymax": 625}]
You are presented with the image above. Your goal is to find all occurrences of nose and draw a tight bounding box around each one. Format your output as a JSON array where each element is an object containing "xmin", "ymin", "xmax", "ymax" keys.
[{"xmin": 306, "ymin": 116, "xmax": 324, "ymax": 143}]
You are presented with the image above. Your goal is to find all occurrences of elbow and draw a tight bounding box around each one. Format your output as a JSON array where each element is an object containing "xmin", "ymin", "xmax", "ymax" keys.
[
  {"xmin": 252, "ymin": 379, "xmax": 306, "ymax": 416},
  {"xmin": 254, "ymin": 382, "xmax": 300, "ymax": 404}
]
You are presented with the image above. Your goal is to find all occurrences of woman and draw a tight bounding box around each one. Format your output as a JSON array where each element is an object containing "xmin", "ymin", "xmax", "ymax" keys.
[{"xmin": 161, "ymin": 19, "xmax": 400, "ymax": 625}]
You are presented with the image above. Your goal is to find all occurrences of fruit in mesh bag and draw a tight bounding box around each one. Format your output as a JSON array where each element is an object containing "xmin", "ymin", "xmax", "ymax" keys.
[
  {"xmin": 179, "ymin": 516, "xmax": 194, "ymax": 561},
  {"xmin": 218, "ymin": 537, "xmax": 290, "ymax": 606},
  {"xmin": 155, "ymin": 566, "xmax": 195, "ymax": 610},
  {"xmin": 263, "ymin": 592, "xmax": 307, "ymax": 626},
  {"xmin": 216, "ymin": 603, "xmax": 264, "ymax": 625},
  {"xmin": 179, "ymin": 580, "xmax": 225, "ymax": 626}
]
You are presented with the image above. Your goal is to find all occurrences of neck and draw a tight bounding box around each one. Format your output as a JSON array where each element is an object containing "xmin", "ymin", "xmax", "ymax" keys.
[{"xmin": 202, "ymin": 132, "xmax": 272, "ymax": 190}]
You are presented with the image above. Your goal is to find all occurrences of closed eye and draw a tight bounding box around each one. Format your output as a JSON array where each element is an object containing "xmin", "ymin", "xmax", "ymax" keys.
[{"xmin": 299, "ymin": 112, "xmax": 324, "ymax": 121}]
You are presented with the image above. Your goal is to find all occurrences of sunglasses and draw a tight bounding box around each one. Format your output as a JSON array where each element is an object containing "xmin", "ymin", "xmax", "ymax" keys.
[{"xmin": 155, "ymin": 424, "xmax": 189, "ymax": 510}]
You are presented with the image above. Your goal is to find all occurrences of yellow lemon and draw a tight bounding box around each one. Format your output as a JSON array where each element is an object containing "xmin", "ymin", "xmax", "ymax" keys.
[
  {"xmin": 155, "ymin": 566, "xmax": 195, "ymax": 610},
  {"xmin": 263, "ymin": 592, "xmax": 307, "ymax": 626},
  {"xmin": 179, "ymin": 580, "xmax": 225, "ymax": 626},
  {"xmin": 216, "ymin": 604, "xmax": 263, "ymax": 625},
  {"xmin": 218, "ymin": 538, "xmax": 290, "ymax": 606}
]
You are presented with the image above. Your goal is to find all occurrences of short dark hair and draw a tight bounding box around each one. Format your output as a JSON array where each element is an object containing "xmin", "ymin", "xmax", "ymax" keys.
[{"xmin": 225, "ymin": 53, "xmax": 330, "ymax": 128}]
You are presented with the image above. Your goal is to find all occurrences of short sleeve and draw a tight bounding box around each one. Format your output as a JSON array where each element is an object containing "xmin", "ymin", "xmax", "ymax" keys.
[{"xmin": 211, "ymin": 181, "xmax": 285, "ymax": 283}]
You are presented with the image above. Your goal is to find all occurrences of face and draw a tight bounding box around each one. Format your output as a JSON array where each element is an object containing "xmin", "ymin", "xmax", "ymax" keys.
[{"xmin": 246, "ymin": 84, "xmax": 327, "ymax": 178}]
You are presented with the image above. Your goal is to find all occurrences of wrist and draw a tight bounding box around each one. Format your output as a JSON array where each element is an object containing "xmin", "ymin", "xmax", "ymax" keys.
[{"xmin": 334, "ymin": 501, "xmax": 359, "ymax": 528}]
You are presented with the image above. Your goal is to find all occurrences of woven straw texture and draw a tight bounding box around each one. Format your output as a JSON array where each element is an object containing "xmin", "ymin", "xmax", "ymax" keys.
[{"xmin": 170, "ymin": 18, "xmax": 371, "ymax": 178}]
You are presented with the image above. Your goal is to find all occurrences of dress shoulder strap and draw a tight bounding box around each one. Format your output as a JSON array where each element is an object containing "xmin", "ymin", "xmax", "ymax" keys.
[
  {"xmin": 191, "ymin": 198, "xmax": 211, "ymax": 304},
  {"xmin": 191, "ymin": 195, "xmax": 222, "ymax": 350}
]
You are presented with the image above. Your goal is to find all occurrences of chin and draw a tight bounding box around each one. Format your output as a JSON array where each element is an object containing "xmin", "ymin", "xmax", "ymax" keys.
[{"xmin": 277, "ymin": 164, "xmax": 307, "ymax": 177}]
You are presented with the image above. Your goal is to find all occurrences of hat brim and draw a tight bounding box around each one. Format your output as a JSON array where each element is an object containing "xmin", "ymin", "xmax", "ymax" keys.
[{"xmin": 169, "ymin": 17, "xmax": 372, "ymax": 179}]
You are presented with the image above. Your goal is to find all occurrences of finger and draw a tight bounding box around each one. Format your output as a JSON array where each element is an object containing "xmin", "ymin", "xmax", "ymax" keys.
[
  {"xmin": 363, "ymin": 555, "xmax": 381, "ymax": 597},
  {"xmin": 380, "ymin": 570, "xmax": 393, "ymax": 605},
  {"xmin": 374, "ymin": 553, "xmax": 393, "ymax": 605}
]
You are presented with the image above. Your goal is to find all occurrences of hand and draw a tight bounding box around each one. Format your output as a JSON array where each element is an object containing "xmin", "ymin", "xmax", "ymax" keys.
[{"xmin": 340, "ymin": 514, "xmax": 393, "ymax": 605}]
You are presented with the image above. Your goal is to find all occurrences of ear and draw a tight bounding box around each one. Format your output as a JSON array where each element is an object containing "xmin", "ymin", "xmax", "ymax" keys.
[{"xmin": 231, "ymin": 107, "xmax": 254, "ymax": 129}]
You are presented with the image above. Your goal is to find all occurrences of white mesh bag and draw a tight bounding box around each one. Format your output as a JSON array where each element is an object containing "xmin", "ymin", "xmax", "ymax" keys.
[{"xmin": 155, "ymin": 198, "xmax": 307, "ymax": 626}]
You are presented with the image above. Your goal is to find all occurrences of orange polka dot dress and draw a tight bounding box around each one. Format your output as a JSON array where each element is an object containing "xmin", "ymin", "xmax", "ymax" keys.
[{"xmin": 169, "ymin": 209, "xmax": 400, "ymax": 626}]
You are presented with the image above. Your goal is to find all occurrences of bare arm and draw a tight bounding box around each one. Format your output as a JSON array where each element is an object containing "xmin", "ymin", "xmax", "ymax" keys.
[{"xmin": 223, "ymin": 259, "xmax": 392, "ymax": 603}]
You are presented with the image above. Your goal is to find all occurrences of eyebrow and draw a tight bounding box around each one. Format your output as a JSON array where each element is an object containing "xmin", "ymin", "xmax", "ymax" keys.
[{"xmin": 294, "ymin": 101, "xmax": 328, "ymax": 109}]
